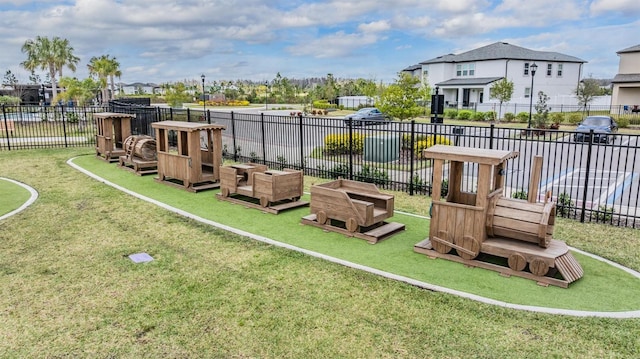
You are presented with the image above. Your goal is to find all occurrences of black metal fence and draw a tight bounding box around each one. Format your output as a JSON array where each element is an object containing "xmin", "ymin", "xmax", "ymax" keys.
[{"xmin": 2, "ymin": 103, "xmax": 639, "ymax": 228}]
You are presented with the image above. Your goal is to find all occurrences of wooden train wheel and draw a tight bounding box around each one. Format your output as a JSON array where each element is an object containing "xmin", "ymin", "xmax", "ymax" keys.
[
  {"xmin": 508, "ymin": 253, "xmax": 527, "ymax": 271},
  {"xmin": 346, "ymin": 218, "xmax": 359, "ymax": 233},
  {"xmin": 260, "ymin": 196, "xmax": 269, "ymax": 208},
  {"xmin": 530, "ymin": 257, "xmax": 549, "ymax": 276},
  {"xmin": 455, "ymin": 236, "xmax": 480, "ymax": 260},
  {"xmin": 431, "ymin": 230, "xmax": 453, "ymax": 254},
  {"xmin": 316, "ymin": 211, "xmax": 327, "ymax": 225},
  {"xmin": 220, "ymin": 187, "xmax": 230, "ymax": 197}
]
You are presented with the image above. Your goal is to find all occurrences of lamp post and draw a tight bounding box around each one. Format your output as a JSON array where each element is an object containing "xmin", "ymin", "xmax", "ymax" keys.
[
  {"xmin": 527, "ymin": 63, "xmax": 538, "ymax": 129},
  {"xmin": 201, "ymin": 74, "xmax": 206, "ymax": 121},
  {"xmin": 264, "ymin": 80, "xmax": 269, "ymax": 110}
]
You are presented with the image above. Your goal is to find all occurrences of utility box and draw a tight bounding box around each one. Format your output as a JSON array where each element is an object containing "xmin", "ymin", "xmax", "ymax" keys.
[{"xmin": 364, "ymin": 135, "xmax": 400, "ymax": 162}]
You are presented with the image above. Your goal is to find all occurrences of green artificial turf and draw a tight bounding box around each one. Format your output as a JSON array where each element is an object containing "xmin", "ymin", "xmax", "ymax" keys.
[
  {"xmin": 72, "ymin": 155, "xmax": 640, "ymax": 312},
  {"xmin": 0, "ymin": 178, "xmax": 31, "ymax": 217}
]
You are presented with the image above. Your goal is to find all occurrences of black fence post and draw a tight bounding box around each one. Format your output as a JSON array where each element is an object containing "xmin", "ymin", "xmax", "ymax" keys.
[
  {"xmin": 207, "ymin": 109, "xmax": 211, "ymax": 124},
  {"xmin": 409, "ymin": 120, "xmax": 416, "ymax": 195},
  {"xmin": 231, "ymin": 111, "xmax": 237, "ymax": 162},
  {"xmin": 60, "ymin": 105, "xmax": 69, "ymax": 147},
  {"xmin": 489, "ymin": 123, "xmax": 495, "ymax": 149},
  {"xmin": 348, "ymin": 119, "xmax": 353, "ymax": 180},
  {"xmin": 260, "ymin": 112, "xmax": 266, "ymax": 165},
  {"xmin": 580, "ymin": 129, "xmax": 595, "ymax": 222},
  {"xmin": 169, "ymin": 108, "xmax": 174, "ymax": 121},
  {"xmin": 298, "ymin": 113, "xmax": 304, "ymax": 171},
  {"xmin": 2, "ymin": 105, "xmax": 11, "ymax": 150},
  {"xmin": 187, "ymin": 108, "xmax": 191, "ymax": 122}
]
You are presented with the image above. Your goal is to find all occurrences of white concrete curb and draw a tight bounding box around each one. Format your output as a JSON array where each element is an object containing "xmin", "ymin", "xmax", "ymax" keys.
[
  {"xmin": 67, "ymin": 157, "xmax": 640, "ymax": 318},
  {"xmin": 0, "ymin": 177, "xmax": 39, "ymax": 221}
]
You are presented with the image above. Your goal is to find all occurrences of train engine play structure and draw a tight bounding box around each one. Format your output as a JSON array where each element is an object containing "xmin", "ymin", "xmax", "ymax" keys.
[{"xmin": 414, "ymin": 145, "xmax": 583, "ymax": 288}]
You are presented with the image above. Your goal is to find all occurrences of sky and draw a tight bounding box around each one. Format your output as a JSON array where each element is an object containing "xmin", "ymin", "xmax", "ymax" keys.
[{"xmin": 0, "ymin": 0, "xmax": 639, "ymax": 86}]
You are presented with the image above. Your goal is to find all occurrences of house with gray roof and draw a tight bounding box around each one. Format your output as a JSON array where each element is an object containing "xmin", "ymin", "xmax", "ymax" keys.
[
  {"xmin": 611, "ymin": 44, "xmax": 640, "ymax": 113},
  {"xmin": 403, "ymin": 42, "xmax": 586, "ymax": 110}
]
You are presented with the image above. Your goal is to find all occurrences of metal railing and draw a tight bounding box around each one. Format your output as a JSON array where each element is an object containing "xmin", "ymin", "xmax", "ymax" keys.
[{"xmin": 2, "ymin": 103, "xmax": 639, "ymax": 228}]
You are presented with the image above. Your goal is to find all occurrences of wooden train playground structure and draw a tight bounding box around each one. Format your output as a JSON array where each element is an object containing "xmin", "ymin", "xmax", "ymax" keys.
[
  {"xmin": 94, "ymin": 112, "xmax": 135, "ymax": 162},
  {"xmin": 301, "ymin": 179, "xmax": 406, "ymax": 244},
  {"xmin": 117, "ymin": 135, "xmax": 158, "ymax": 175},
  {"xmin": 151, "ymin": 121, "xmax": 226, "ymax": 192},
  {"xmin": 93, "ymin": 112, "xmax": 582, "ymax": 288},
  {"xmin": 217, "ymin": 163, "xmax": 309, "ymax": 214},
  {"xmin": 414, "ymin": 145, "xmax": 583, "ymax": 288}
]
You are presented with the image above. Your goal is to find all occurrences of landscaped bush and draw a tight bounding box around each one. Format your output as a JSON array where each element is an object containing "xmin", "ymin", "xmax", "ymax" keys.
[
  {"xmin": 516, "ymin": 111, "xmax": 529, "ymax": 123},
  {"xmin": 456, "ymin": 110, "xmax": 473, "ymax": 120},
  {"xmin": 484, "ymin": 111, "xmax": 497, "ymax": 121},
  {"xmin": 567, "ymin": 113, "xmax": 582, "ymax": 124},
  {"xmin": 354, "ymin": 164, "xmax": 389, "ymax": 186},
  {"xmin": 414, "ymin": 135, "xmax": 452, "ymax": 157},
  {"xmin": 324, "ymin": 133, "xmax": 365, "ymax": 155},
  {"xmin": 615, "ymin": 116, "xmax": 630, "ymax": 128},
  {"xmin": 471, "ymin": 111, "xmax": 485, "ymax": 121},
  {"xmin": 313, "ymin": 100, "xmax": 330, "ymax": 109},
  {"xmin": 503, "ymin": 112, "xmax": 515, "ymax": 122},
  {"xmin": 549, "ymin": 112, "xmax": 565, "ymax": 124},
  {"xmin": 444, "ymin": 109, "xmax": 458, "ymax": 119},
  {"xmin": 0, "ymin": 95, "xmax": 21, "ymax": 105}
]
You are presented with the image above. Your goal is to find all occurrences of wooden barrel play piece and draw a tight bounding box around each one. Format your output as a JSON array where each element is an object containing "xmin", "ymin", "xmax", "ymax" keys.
[
  {"xmin": 486, "ymin": 197, "xmax": 555, "ymax": 248},
  {"xmin": 123, "ymin": 135, "xmax": 157, "ymax": 161}
]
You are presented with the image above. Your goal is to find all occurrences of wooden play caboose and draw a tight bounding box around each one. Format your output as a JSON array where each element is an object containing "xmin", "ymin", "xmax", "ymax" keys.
[
  {"xmin": 151, "ymin": 121, "xmax": 225, "ymax": 192},
  {"xmin": 414, "ymin": 145, "xmax": 583, "ymax": 287},
  {"xmin": 94, "ymin": 112, "xmax": 135, "ymax": 162}
]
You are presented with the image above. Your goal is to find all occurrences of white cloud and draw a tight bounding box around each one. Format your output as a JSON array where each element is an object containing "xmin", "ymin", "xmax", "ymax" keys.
[{"xmin": 590, "ymin": 0, "xmax": 639, "ymax": 15}]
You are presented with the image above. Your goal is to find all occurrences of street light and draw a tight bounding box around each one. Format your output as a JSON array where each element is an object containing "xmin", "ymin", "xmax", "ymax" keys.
[
  {"xmin": 527, "ymin": 63, "xmax": 538, "ymax": 129},
  {"xmin": 201, "ymin": 74, "xmax": 206, "ymax": 121},
  {"xmin": 264, "ymin": 80, "xmax": 269, "ymax": 110}
]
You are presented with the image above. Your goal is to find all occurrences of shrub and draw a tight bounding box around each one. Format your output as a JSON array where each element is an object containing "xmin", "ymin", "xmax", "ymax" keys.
[
  {"xmin": 444, "ymin": 109, "xmax": 458, "ymax": 119},
  {"xmin": 511, "ymin": 189, "xmax": 528, "ymax": 200},
  {"xmin": 615, "ymin": 116, "xmax": 629, "ymax": 128},
  {"xmin": 328, "ymin": 163, "xmax": 350, "ymax": 179},
  {"xmin": 516, "ymin": 112, "xmax": 529, "ymax": 123},
  {"xmin": 567, "ymin": 113, "xmax": 582, "ymax": 124},
  {"xmin": 401, "ymin": 133, "xmax": 429, "ymax": 149},
  {"xmin": 596, "ymin": 205, "xmax": 614, "ymax": 222},
  {"xmin": 503, "ymin": 112, "xmax": 515, "ymax": 122},
  {"xmin": 324, "ymin": 133, "xmax": 366, "ymax": 155},
  {"xmin": 556, "ymin": 192, "xmax": 575, "ymax": 217},
  {"xmin": 484, "ymin": 111, "xmax": 497, "ymax": 121},
  {"xmin": 414, "ymin": 135, "xmax": 452, "ymax": 157},
  {"xmin": 457, "ymin": 110, "xmax": 473, "ymax": 120},
  {"xmin": 354, "ymin": 164, "xmax": 389, "ymax": 186},
  {"xmin": 549, "ymin": 112, "xmax": 565, "ymax": 124},
  {"xmin": 471, "ymin": 111, "xmax": 485, "ymax": 121},
  {"xmin": 313, "ymin": 100, "xmax": 332, "ymax": 110}
]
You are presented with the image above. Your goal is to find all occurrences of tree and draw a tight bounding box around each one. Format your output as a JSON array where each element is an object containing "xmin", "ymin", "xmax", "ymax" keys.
[
  {"xmin": 533, "ymin": 91, "xmax": 551, "ymax": 128},
  {"xmin": 88, "ymin": 55, "xmax": 121, "ymax": 103},
  {"xmin": 377, "ymin": 72, "xmax": 422, "ymax": 121},
  {"xmin": 417, "ymin": 79, "xmax": 432, "ymax": 115},
  {"xmin": 575, "ymin": 78, "xmax": 601, "ymax": 109},
  {"xmin": 3, "ymin": 70, "xmax": 25, "ymax": 102},
  {"xmin": 164, "ymin": 82, "xmax": 191, "ymax": 107},
  {"xmin": 489, "ymin": 78, "xmax": 514, "ymax": 121},
  {"xmin": 21, "ymin": 36, "xmax": 79, "ymax": 104},
  {"xmin": 58, "ymin": 76, "xmax": 100, "ymax": 106}
]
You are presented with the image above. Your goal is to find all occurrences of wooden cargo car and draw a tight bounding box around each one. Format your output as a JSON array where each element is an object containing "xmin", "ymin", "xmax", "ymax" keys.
[
  {"xmin": 302, "ymin": 179, "xmax": 405, "ymax": 243},
  {"xmin": 217, "ymin": 163, "xmax": 308, "ymax": 213}
]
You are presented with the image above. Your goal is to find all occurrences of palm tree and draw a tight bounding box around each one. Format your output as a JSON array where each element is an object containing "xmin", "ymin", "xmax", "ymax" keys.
[
  {"xmin": 106, "ymin": 57, "xmax": 122, "ymax": 101},
  {"xmin": 87, "ymin": 55, "xmax": 111, "ymax": 104},
  {"xmin": 21, "ymin": 36, "xmax": 79, "ymax": 104}
]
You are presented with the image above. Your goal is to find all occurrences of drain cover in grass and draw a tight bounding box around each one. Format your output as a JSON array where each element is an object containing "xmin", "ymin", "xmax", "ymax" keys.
[{"xmin": 128, "ymin": 252, "xmax": 154, "ymax": 263}]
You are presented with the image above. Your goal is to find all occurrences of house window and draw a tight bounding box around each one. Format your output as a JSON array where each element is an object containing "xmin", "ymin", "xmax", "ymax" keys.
[
  {"xmin": 547, "ymin": 64, "xmax": 552, "ymax": 76},
  {"xmin": 524, "ymin": 87, "xmax": 531, "ymax": 98},
  {"xmin": 557, "ymin": 64, "xmax": 563, "ymax": 77},
  {"xmin": 524, "ymin": 62, "xmax": 530, "ymax": 76},
  {"xmin": 456, "ymin": 63, "xmax": 475, "ymax": 77}
]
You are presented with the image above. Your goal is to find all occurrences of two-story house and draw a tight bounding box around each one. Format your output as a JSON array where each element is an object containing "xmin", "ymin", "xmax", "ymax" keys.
[
  {"xmin": 611, "ymin": 44, "xmax": 640, "ymax": 112},
  {"xmin": 403, "ymin": 42, "xmax": 586, "ymax": 110}
]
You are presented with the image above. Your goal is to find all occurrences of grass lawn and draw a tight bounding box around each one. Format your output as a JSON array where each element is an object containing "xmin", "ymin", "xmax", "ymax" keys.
[
  {"xmin": 71, "ymin": 155, "xmax": 640, "ymax": 312},
  {"xmin": 1, "ymin": 148, "xmax": 640, "ymax": 358},
  {"xmin": 0, "ymin": 178, "xmax": 32, "ymax": 217}
]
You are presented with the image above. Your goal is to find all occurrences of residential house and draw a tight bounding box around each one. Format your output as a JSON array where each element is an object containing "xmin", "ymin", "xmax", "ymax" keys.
[
  {"xmin": 403, "ymin": 42, "xmax": 586, "ymax": 110},
  {"xmin": 611, "ymin": 44, "xmax": 640, "ymax": 113}
]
